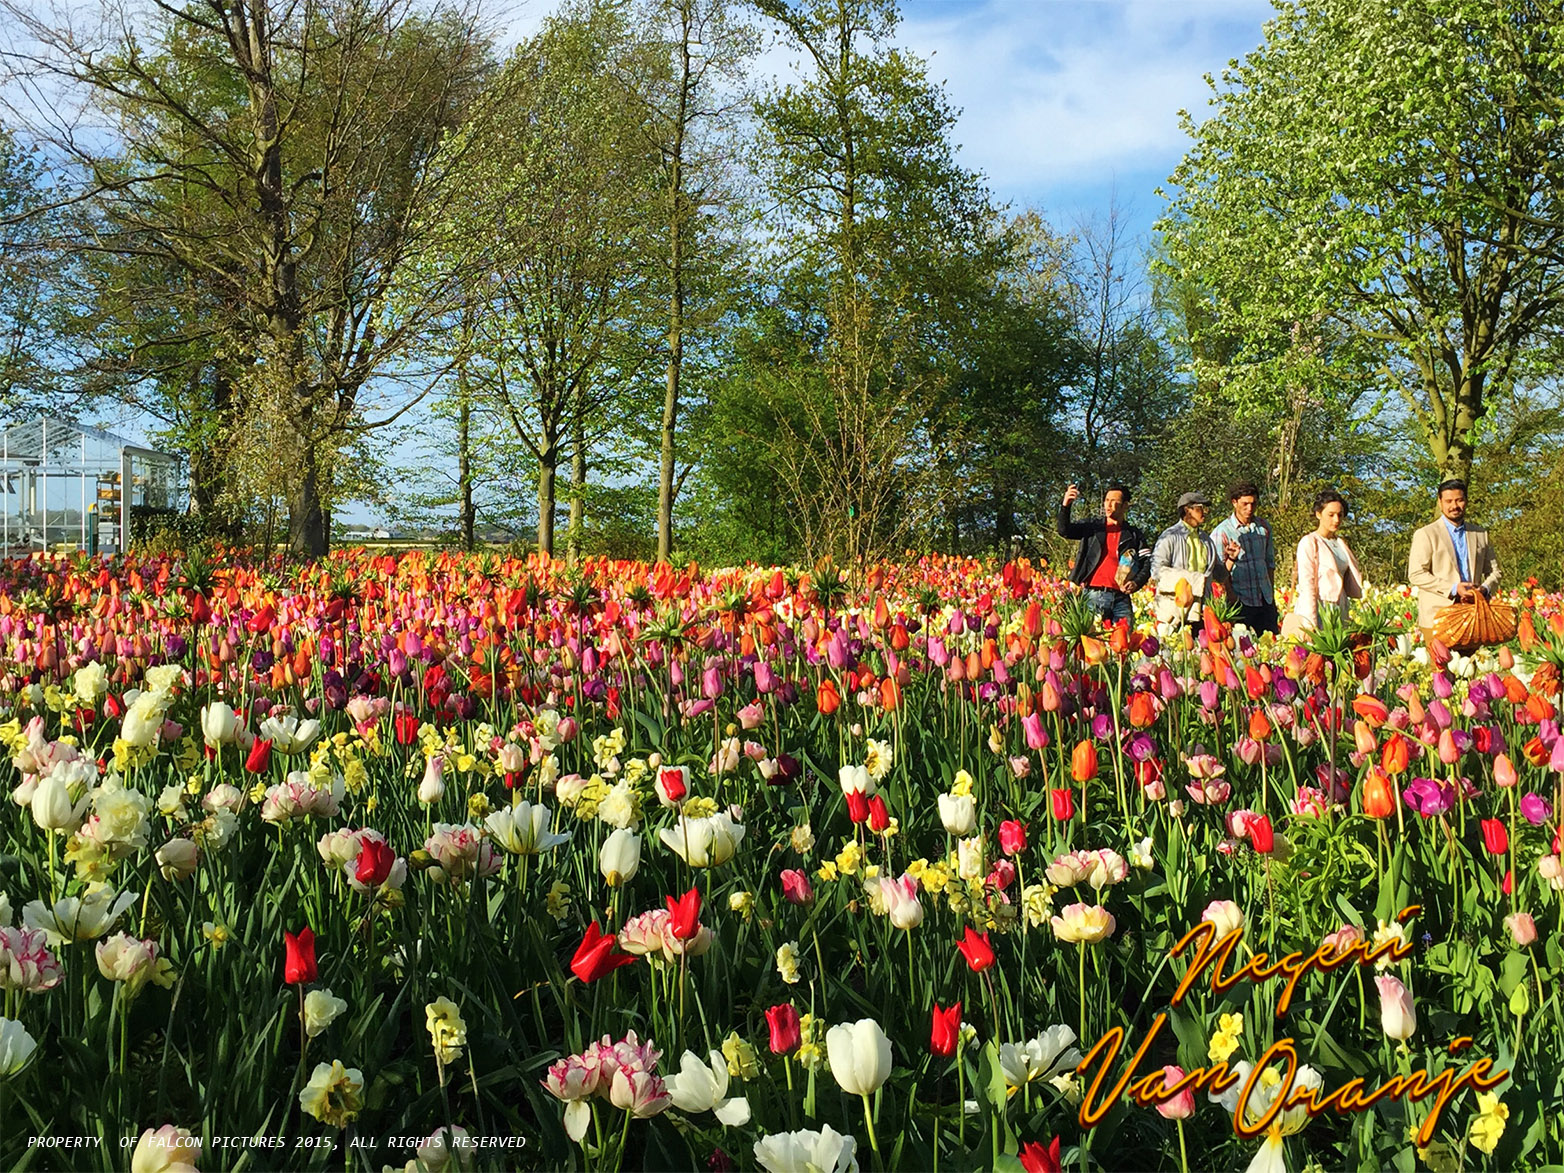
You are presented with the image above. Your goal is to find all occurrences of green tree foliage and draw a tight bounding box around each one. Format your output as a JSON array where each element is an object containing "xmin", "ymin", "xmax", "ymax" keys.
[
  {"xmin": 0, "ymin": 127, "xmax": 64, "ymax": 414},
  {"xmin": 4, "ymin": 0, "xmax": 491, "ymax": 551},
  {"xmin": 1160, "ymin": 0, "xmax": 1564, "ymax": 484}
]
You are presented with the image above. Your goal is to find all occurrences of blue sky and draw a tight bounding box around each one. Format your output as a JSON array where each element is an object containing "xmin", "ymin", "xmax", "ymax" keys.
[{"xmin": 886, "ymin": 0, "xmax": 1277, "ymax": 239}]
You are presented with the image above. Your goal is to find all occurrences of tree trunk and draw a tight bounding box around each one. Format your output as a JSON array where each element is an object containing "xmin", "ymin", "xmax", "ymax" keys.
[
  {"xmin": 457, "ymin": 390, "xmax": 475, "ymax": 551},
  {"xmin": 288, "ymin": 438, "xmax": 330, "ymax": 557},
  {"xmin": 537, "ymin": 447, "xmax": 556, "ymax": 557},
  {"xmin": 658, "ymin": 10, "xmax": 693, "ymax": 563},
  {"xmin": 568, "ymin": 394, "xmax": 586, "ymax": 563}
]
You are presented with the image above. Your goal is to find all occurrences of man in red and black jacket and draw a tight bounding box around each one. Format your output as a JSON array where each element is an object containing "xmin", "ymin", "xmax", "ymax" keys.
[{"xmin": 1057, "ymin": 482, "xmax": 1150, "ymax": 624}]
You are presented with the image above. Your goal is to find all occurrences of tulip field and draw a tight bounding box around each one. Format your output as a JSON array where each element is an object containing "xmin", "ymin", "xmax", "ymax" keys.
[{"xmin": 3, "ymin": 548, "xmax": 1564, "ymax": 1172}]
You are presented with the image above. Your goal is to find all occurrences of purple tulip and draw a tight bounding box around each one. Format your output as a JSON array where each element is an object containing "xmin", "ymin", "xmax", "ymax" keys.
[
  {"xmin": 1402, "ymin": 777, "xmax": 1454, "ymax": 817},
  {"xmin": 1521, "ymin": 793, "xmax": 1553, "ymax": 824}
]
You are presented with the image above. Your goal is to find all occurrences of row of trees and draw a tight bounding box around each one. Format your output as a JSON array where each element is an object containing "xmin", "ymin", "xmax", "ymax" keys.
[{"xmin": 2, "ymin": 0, "xmax": 1563, "ymax": 582}]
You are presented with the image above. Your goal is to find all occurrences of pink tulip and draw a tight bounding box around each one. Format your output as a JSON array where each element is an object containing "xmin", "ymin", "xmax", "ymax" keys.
[
  {"xmin": 1494, "ymin": 753, "xmax": 1518, "ymax": 788},
  {"xmin": 780, "ymin": 869, "xmax": 813, "ymax": 905},
  {"xmin": 1374, "ymin": 974, "xmax": 1416, "ymax": 1040},
  {"xmin": 1021, "ymin": 711, "xmax": 1047, "ymax": 750},
  {"xmin": 1154, "ymin": 1066, "xmax": 1195, "ymax": 1119},
  {"xmin": 1504, "ymin": 912, "xmax": 1537, "ymax": 947}
]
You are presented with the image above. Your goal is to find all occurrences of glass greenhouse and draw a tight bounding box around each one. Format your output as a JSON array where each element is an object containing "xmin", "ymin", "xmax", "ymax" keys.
[{"xmin": 1, "ymin": 416, "xmax": 181, "ymax": 556}]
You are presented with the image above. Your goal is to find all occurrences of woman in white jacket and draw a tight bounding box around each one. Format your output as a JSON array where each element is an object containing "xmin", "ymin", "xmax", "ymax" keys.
[{"xmin": 1289, "ymin": 489, "xmax": 1365, "ymax": 632}]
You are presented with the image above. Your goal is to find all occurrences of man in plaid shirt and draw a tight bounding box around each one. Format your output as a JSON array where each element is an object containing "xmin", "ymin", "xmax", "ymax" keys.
[{"xmin": 1209, "ymin": 481, "xmax": 1278, "ymax": 634}]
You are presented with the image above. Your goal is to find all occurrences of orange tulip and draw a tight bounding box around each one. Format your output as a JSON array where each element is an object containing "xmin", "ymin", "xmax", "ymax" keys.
[
  {"xmin": 1022, "ymin": 600, "xmax": 1043, "ymax": 638},
  {"xmin": 1071, "ymin": 740, "xmax": 1099, "ymax": 783},
  {"xmin": 1362, "ymin": 767, "xmax": 1396, "ymax": 819},
  {"xmin": 1127, "ymin": 692, "xmax": 1157, "ymax": 729},
  {"xmin": 1351, "ymin": 694, "xmax": 1389, "ymax": 729},
  {"xmin": 879, "ymin": 677, "xmax": 902, "ymax": 710},
  {"xmin": 1353, "ymin": 720, "xmax": 1378, "ymax": 758},
  {"xmin": 1518, "ymin": 610, "xmax": 1537, "ymax": 651},
  {"xmin": 1380, "ymin": 733, "xmax": 1411, "ymax": 776},
  {"xmin": 1174, "ymin": 578, "xmax": 1194, "ymax": 609},
  {"xmin": 1078, "ymin": 635, "xmax": 1108, "ymax": 666},
  {"xmin": 816, "ymin": 679, "xmax": 841, "ymax": 715},
  {"xmin": 1248, "ymin": 709, "xmax": 1272, "ymax": 742}
]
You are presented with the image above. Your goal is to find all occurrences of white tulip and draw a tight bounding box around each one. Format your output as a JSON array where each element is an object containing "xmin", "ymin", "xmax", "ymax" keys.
[
  {"xmin": 258, "ymin": 714, "xmax": 322, "ymax": 755},
  {"xmin": 825, "ymin": 1018, "xmax": 892, "ymax": 1097},
  {"xmin": 23, "ymin": 888, "xmax": 138, "ymax": 943},
  {"xmin": 666, "ymin": 1050, "xmax": 751, "ymax": 1126},
  {"xmin": 753, "ymin": 1124, "xmax": 859, "ymax": 1173},
  {"xmin": 155, "ymin": 838, "xmax": 200, "ymax": 881},
  {"xmin": 30, "ymin": 773, "xmax": 86, "ymax": 833},
  {"xmin": 937, "ymin": 793, "xmax": 975, "ymax": 836},
  {"xmin": 0, "ymin": 1017, "xmax": 38, "ymax": 1076},
  {"xmin": 659, "ymin": 811, "xmax": 745, "ymax": 867},
  {"xmin": 484, "ymin": 802, "xmax": 570, "ymax": 855},
  {"xmin": 599, "ymin": 828, "xmax": 641, "ymax": 887},
  {"xmin": 200, "ymin": 702, "xmax": 240, "ymax": 745}
]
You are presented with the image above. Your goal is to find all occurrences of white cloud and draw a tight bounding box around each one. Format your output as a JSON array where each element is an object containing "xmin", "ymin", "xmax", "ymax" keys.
[{"xmin": 894, "ymin": 0, "xmax": 1275, "ymax": 197}]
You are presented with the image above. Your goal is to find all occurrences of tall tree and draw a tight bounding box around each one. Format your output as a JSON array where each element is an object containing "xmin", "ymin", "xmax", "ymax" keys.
[
  {"xmin": 427, "ymin": 0, "xmax": 660, "ymax": 557},
  {"xmin": 2, "ymin": 0, "xmax": 492, "ymax": 552},
  {"xmin": 630, "ymin": 0, "xmax": 754, "ymax": 561},
  {"xmin": 749, "ymin": 0, "xmax": 1004, "ymax": 564},
  {"xmin": 1159, "ymin": 0, "xmax": 1564, "ymax": 483}
]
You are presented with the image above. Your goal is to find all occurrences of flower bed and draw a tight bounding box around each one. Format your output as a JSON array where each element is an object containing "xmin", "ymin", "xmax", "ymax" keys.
[{"xmin": 1, "ymin": 549, "xmax": 1562, "ymax": 1172}]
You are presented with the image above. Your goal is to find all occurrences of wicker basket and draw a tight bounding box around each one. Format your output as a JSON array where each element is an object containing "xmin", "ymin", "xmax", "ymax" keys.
[{"xmin": 1433, "ymin": 592, "xmax": 1517, "ymax": 653}]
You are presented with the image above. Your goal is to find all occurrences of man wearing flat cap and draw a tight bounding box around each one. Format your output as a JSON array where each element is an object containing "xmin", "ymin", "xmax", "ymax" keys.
[{"xmin": 1150, "ymin": 491, "xmax": 1237, "ymax": 629}]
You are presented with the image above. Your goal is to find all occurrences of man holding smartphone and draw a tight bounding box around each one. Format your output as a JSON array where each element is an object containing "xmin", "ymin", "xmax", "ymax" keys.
[{"xmin": 1057, "ymin": 482, "xmax": 1150, "ymax": 624}]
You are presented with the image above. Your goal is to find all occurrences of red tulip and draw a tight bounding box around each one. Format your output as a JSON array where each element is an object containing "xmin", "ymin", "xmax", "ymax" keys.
[
  {"xmin": 766, "ymin": 1003, "xmax": 801, "ymax": 1055},
  {"xmin": 930, "ymin": 1001, "xmax": 962, "ymax": 1057},
  {"xmin": 1019, "ymin": 1137, "xmax": 1063, "ymax": 1173},
  {"xmin": 1249, "ymin": 815, "xmax": 1274, "ymax": 854},
  {"xmin": 246, "ymin": 605, "xmax": 275, "ymax": 634},
  {"xmin": 394, "ymin": 713, "xmax": 421, "ymax": 745},
  {"xmin": 956, "ymin": 927, "xmax": 995, "ymax": 973},
  {"xmin": 1050, "ymin": 788, "xmax": 1075, "ymax": 821},
  {"xmin": 189, "ymin": 592, "xmax": 212, "ymax": 625},
  {"xmin": 666, "ymin": 886, "xmax": 702, "ymax": 941},
  {"xmin": 284, "ymin": 926, "xmax": 317, "ymax": 984},
  {"xmin": 355, "ymin": 839, "xmax": 395, "ymax": 887},
  {"xmin": 867, "ymin": 794, "xmax": 890, "ymax": 833},
  {"xmin": 1480, "ymin": 818, "xmax": 1509, "ymax": 856},
  {"xmin": 245, "ymin": 738, "xmax": 273, "ymax": 774},
  {"xmin": 1071, "ymin": 741, "xmax": 1098, "ymax": 783},
  {"xmin": 999, "ymin": 819, "xmax": 1028, "ymax": 856},
  {"xmin": 845, "ymin": 790, "xmax": 870, "ymax": 824},
  {"xmin": 570, "ymin": 922, "xmax": 636, "ymax": 983}
]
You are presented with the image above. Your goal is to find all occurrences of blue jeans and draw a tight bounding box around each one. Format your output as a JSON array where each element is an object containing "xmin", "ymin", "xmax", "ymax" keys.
[{"xmin": 1086, "ymin": 588, "xmax": 1134, "ymax": 624}]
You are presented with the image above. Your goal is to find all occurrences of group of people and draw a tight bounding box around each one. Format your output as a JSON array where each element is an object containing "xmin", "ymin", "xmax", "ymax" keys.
[{"xmin": 1057, "ymin": 479, "xmax": 1499, "ymax": 644}]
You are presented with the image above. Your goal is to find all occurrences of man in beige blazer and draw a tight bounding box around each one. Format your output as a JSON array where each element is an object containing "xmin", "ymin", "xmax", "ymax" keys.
[{"xmin": 1407, "ymin": 479, "xmax": 1500, "ymax": 646}]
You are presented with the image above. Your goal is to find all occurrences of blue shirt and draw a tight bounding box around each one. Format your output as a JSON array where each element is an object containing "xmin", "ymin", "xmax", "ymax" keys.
[{"xmin": 1443, "ymin": 518, "xmax": 1470, "ymax": 584}]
